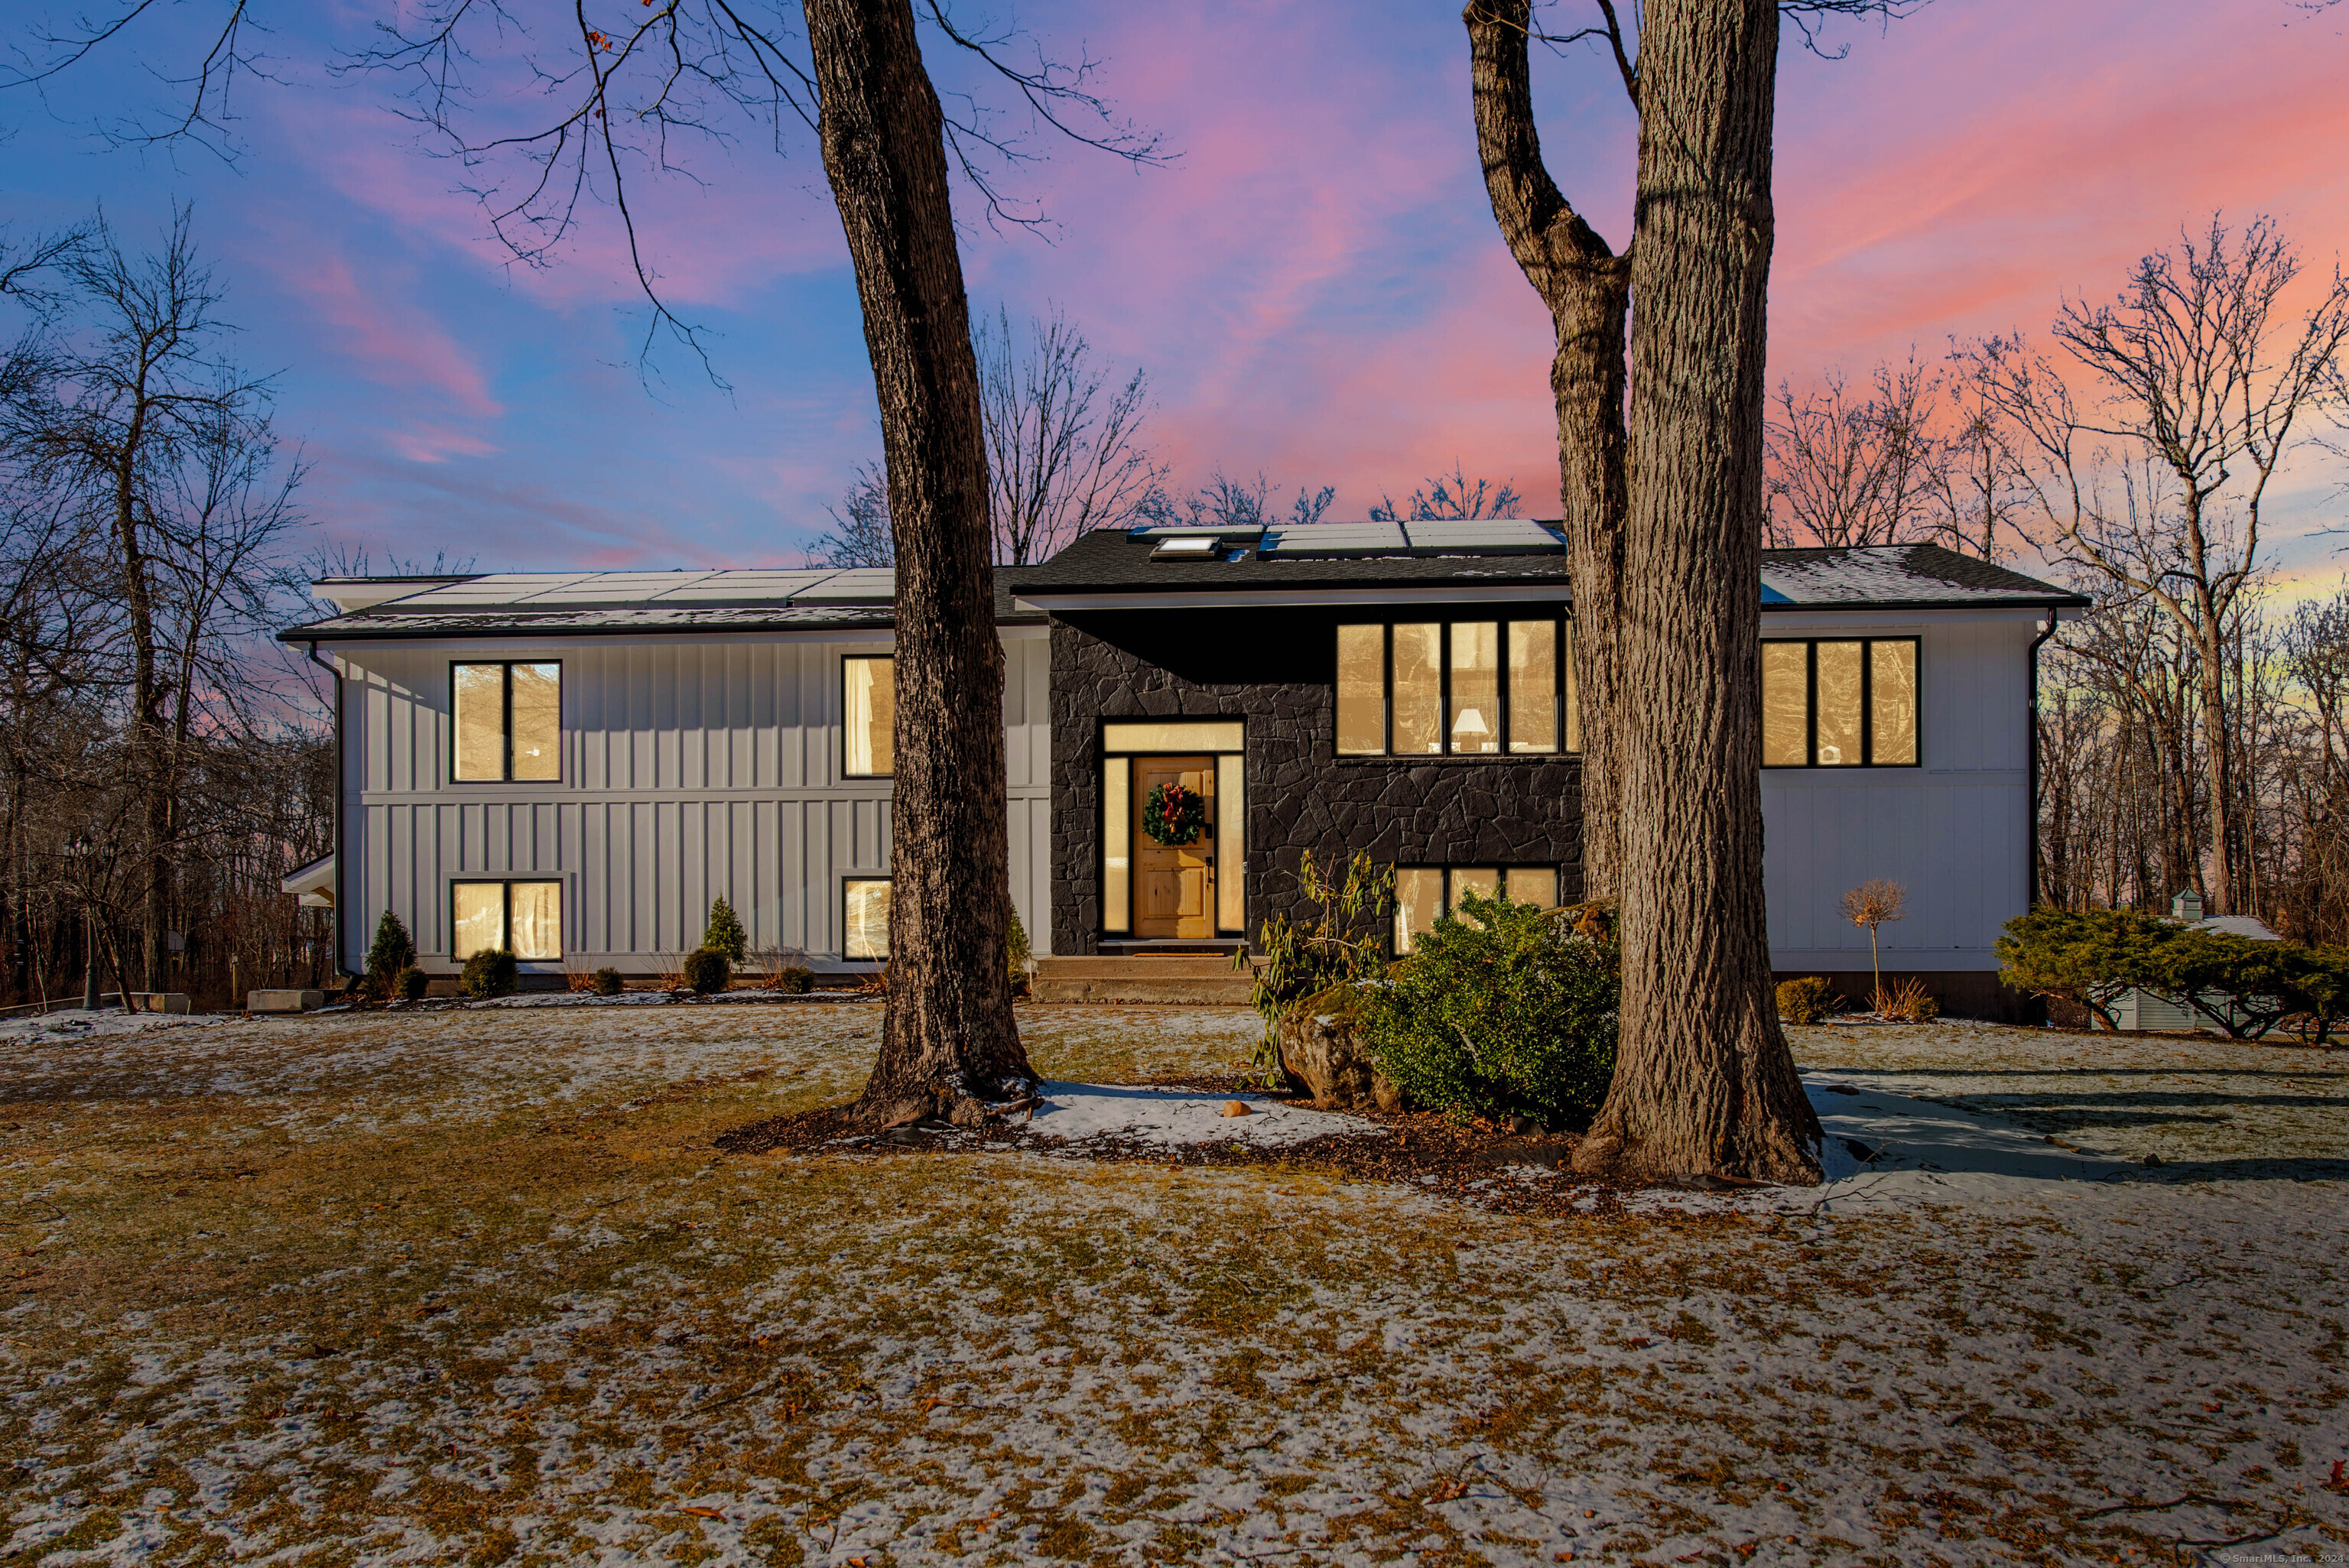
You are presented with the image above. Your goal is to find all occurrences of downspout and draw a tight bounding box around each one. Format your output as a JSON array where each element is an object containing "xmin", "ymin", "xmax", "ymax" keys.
[
  {"xmin": 2026, "ymin": 612, "xmax": 2060, "ymax": 912},
  {"xmin": 304, "ymin": 641, "xmax": 350, "ymax": 988}
]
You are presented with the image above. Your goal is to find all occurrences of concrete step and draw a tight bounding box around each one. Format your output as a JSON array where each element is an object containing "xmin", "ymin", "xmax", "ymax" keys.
[
  {"xmin": 1033, "ymin": 955, "xmax": 1253, "ymax": 979},
  {"xmin": 1029, "ymin": 954, "xmax": 1260, "ymax": 1005}
]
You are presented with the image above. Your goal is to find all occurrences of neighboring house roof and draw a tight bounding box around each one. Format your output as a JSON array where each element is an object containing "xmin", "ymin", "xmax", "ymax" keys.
[
  {"xmin": 2188, "ymin": 914, "xmax": 2282, "ymax": 941},
  {"xmin": 278, "ymin": 532, "xmax": 2087, "ymax": 643},
  {"xmin": 281, "ymin": 566, "xmax": 1048, "ymax": 641}
]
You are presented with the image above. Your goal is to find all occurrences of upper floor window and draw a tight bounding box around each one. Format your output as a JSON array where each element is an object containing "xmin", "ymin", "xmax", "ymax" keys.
[
  {"xmin": 1336, "ymin": 618, "xmax": 1574, "ymax": 758},
  {"xmin": 843, "ymin": 655, "xmax": 895, "ymax": 778},
  {"xmin": 1761, "ymin": 638, "xmax": 1919, "ymax": 768},
  {"xmin": 453, "ymin": 662, "xmax": 560, "ymax": 782}
]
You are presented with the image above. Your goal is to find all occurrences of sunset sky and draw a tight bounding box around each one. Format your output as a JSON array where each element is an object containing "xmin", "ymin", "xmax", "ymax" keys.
[{"xmin": 5, "ymin": 0, "xmax": 2346, "ymax": 589}]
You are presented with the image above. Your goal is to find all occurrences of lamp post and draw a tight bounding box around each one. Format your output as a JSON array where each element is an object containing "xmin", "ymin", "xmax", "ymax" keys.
[{"xmin": 63, "ymin": 835, "xmax": 98, "ymax": 1011}]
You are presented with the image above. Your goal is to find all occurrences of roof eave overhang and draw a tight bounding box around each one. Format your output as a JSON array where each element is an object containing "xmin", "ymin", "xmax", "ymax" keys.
[
  {"xmin": 1015, "ymin": 583, "xmax": 1573, "ymax": 612},
  {"xmin": 1759, "ymin": 596, "xmax": 2091, "ymax": 615},
  {"xmin": 278, "ymin": 614, "xmax": 1046, "ymax": 645}
]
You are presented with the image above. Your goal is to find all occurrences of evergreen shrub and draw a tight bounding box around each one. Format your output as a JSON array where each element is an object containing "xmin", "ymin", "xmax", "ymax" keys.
[
  {"xmin": 772, "ymin": 965, "xmax": 814, "ymax": 994},
  {"xmin": 1776, "ymin": 976, "xmax": 1838, "ymax": 1024},
  {"xmin": 366, "ymin": 911, "xmax": 416, "ymax": 993},
  {"xmin": 1007, "ymin": 905, "xmax": 1032, "ymax": 995},
  {"xmin": 592, "ymin": 966, "xmax": 624, "ymax": 996},
  {"xmin": 681, "ymin": 946, "xmax": 730, "ymax": 995},
  {"xmin": 394, "ymin": 966, "xmax": 429, "ymax": 1002},
  {"xmin": 702, "ymin": 897, "xmax": 748, "ymax": 964},
  {"xmin": 1357, "ymin": 890, "xmax": 1617, "ymax": 1128},
  {"xmin": 460, "ymin": 949, "xmax": 518, "ymax": 998}
]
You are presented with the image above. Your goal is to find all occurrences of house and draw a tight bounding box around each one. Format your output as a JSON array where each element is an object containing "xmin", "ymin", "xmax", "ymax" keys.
[{"xmin": 280, "ymin": 526, "xmax": 2087, "ymax": 1012}]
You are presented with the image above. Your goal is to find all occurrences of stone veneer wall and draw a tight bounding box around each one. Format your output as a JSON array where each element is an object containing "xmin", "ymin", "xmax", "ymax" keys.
[{"xmin": 1048, "ymin": 609, "xmax": 1582, "ymax": 956}]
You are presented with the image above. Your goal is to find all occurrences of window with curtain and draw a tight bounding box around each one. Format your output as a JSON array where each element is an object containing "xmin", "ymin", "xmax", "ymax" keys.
[
  {"xmin": 1392, "ymin": 865, "xmax": 1559, "ymax": 953},
  {"xmin": 452, "ymin": 662, "xmax": 562, "ymax": 781},
  {"xmin": 451, "ymin": 880, "xmax": 564, "ymax": 959},
  {"xmin": 1334, "ymin": 618, "xmax": 1570, "ymax": 758},
  {"xmin": 843, "ymin": 878, "xmax": 891, "ymax": 959},
  {"xmin": 1759, "ymin": 638, "xmax": 1919, "ymax": 768},
  {"xmin": 843, "ymin": 655, "xmax": 895, "ymax": 778}
]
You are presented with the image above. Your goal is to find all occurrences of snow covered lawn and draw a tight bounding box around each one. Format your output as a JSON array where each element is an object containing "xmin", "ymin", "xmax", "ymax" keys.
[{"xmin": 2, "ymin": 1002, "xmax": 2344, "ymax": 1564}]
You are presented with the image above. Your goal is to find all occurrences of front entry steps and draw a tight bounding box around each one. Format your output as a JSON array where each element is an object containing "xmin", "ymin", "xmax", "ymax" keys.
[{"xmin": 1029, "ymin": 954, "xmax": 1262, "ymax": 1005}]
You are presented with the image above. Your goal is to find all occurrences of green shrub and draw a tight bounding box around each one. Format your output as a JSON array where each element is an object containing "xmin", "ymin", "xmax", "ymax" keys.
[
  {"xmin": 592, "ymin": 966, "xmax": 624, "ymax": 997},
  {"xmin": 1356, "ymin": 889, "xmax": 1616, "ymax": 1128},
  {"xmin": 2279, "ymin": 946, "xmax": 2349, "ymax": 1044},
  {"xmin": 2146, "ymin": 929, "xmax": 2301, "ymax": 1040},
  {"xmin": 460, "ymin": 949, "xmax": 518, "ymax": 998},
  {"xmin": 681, "ymin": 946, "xmax": 730, "ymax": 995},
  {"xmin": 1007, "ymin": 904, "xmax": 1032, "ymax": 995},
  {"xmin": 772, "ymin": 965, "xmax": 814, "ymax": 995},
  {"xmin": 702, "ymin": 896, "xmax": 748, "ymax": 964},
  {"xmin": 1776, "ymin": 976, "xmax": 1838, "ymax": 1024},
  {"xmin": 393, "ymin": 966, "xmax": 429, "ymax": 1002},
  {"xmin": 1240, "ymin": 850, "xmax": 1395, "ymax": 1084},
  {"xmin": 366, "ymin": 910, "xmax": 416, "ymax": 993},
  {"xmin": 1996, "ymin": 907, "xmax": 2178, "ymax": 1029}
]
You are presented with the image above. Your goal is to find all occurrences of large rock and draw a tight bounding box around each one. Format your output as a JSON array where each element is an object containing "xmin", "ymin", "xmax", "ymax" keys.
[
  {"xmin": 1276, "ymin": 1005, "xmax": 1404, "ymax": 1113},
  {"xmin": 248, "ymin": 989, "xmax": 323, "ymax": 1014}
]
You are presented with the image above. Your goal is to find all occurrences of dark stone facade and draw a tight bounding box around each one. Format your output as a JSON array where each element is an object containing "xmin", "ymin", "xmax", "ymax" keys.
[{"xmin": 1049, "ymin": 605, "xmax": 1582, "ymax": 955}]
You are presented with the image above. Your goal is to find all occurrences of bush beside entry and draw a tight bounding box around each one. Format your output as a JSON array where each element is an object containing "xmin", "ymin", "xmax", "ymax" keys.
[
  {"xmin": 1357, "ymin": 891, "xmax": 1618, "ymax": 1128},
  {"xmin": 682, "ymin": 947, "xmax": 730, "ymax": 995},
  {"xmin": 461, "ymin": 950, "xmax": 518, "ymax": 998}
]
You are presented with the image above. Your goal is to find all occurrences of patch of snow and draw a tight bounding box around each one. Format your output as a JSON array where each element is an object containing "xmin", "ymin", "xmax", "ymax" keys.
[{"xmin": 1025, "ymin": 1081, "xmax": 1383, "ymax": 1149}]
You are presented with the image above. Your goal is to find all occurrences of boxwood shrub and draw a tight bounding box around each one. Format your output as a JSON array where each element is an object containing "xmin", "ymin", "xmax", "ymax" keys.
[
  {"xmin": 681, "ymin": 946, "xmax": 730, "ymax": 995},
  {"xmin": 1357, "ymin": 890, "xmax": 1616, "ymax": 1128},
  {"xmin": 460, "ymin": 949, "xmax": 518, "ymax": 998}
]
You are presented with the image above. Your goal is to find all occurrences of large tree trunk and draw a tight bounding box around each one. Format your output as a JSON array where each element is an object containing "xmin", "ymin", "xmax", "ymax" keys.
[
  {"xmin": 1571, "ymin": 0, "xmax": 1821, "ymax": 1184},
  {"xmin": 806, "ymin": 0, "xmax": 1035, "ymax": 1125},
  {"xmin": 1464, "ymin": 0, "xmax": 1629, "ymax": 897},
  {"xmin": 111, "ymin": 417, "xmax": 167, "ymax": 992}
]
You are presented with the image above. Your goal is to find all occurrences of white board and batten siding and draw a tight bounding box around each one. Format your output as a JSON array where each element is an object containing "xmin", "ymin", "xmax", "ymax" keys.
[
  {"xmin": 1761, "ymin": 609, "xmax": 2041, "ymax": 974},
  {"xmin": 335, "ymin": 628, "xmax": 1052, "ymax": 974}
]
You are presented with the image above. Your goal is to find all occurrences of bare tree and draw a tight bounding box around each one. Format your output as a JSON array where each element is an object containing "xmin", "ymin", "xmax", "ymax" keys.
[
  {"xmin": 1140, "ymin": 471, "xmax": 1337, "ymax": 530},
  {"xmin": 1464, "ymin": 0, "xmax": 1630, "ymax": 897},
  {"xmin": 0, "ymin": 209, "xmax": 281, "ymax": 990},
  {"xmin": 1838, "ymin": 878, "xmax": 1906, "ymax": 1003},
  {"xmin": 808, "ymin": 463, "xmax": 895, "ymax": 568},
  {"xmin": 976, "ymin": 307, "xmax": 1162, "ymax": 564},
  {"xmin": 1962, "ymin": 216, "xmax": 2349, "ymax": 915},
  {"xmin": 1764, "ymin": 357, "xmax": 1940, "ymax": 547},
  {"xmin": 7, "ymin": 2, "xmax": 1165, "ymax": 1115},
  {"xmin": 1369, "ymin": 462, "xmax": 1524, "ymax": 521}
]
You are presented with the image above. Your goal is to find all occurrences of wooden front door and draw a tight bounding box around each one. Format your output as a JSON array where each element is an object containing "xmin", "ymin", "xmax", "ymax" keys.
[{"xmin": 1132, "ymin": 755, "xmax": 1217, "ymax": 939}]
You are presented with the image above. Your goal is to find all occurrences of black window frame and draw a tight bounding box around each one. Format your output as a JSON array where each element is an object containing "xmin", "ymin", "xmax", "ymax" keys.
[
  {"xmin": 840, "ymin": 654, "xmax": 895, "ymax": 781},
  {"xmin": 1759, "ymin": 636, "xmax": 1922, "ymax": 769},
  {"xmin": 1097, "ymin": 719, "xmax": 1249, "ymax": 940},
  {"xmin": 1392, "ymin": 864, "xmax": 1564, "ymax": 953},
  {"xmin": 449, "ymin": 659, "xmax": 564, "ymax": 784},
  {"xmin": 449, "ymin": 877, "xmax": 565, "ymax": 960},
  {"xmin": 1334, "ymin": 615, "xmax": 1572, "ymax": 760},
  {"xmin": 842, "ymin": 875, "xmax": 892, "ymax": 962}
]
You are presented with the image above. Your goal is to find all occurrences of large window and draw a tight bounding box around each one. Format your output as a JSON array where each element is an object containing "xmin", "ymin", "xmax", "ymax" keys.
[
  {"xmin": 1336, "ymin": 619, "xmax": 1573, "ymax": 757},
  {"xmin": 843, "ymin": 877, "xmax": 891, "ymax": 960},
  {"xmin": 1761, "ymin": 638, "xmax": 1919, "ymax": 768},
  {"xmin": 452, "ymin": 880, "xmax": 563, "ymax": 959},
  {"xmin": 453, "ymin": 662, "xmax": 561, "ymax": 781},
  {"xmin": 1394, "ymin": 865, "xmax": 1559, "ymax": 954},
  {"xmin": 843, "ymin": 655, "xmax": 895, "ymax": 778}
]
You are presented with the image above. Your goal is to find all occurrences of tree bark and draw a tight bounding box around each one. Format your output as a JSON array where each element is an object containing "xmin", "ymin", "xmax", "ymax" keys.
[
  {"xmin": 109, "ymin": 396, "xmax": 168, "ymax": 992},
  {"xmin": 1571, "ymin": 0, "xmax": 1821, "ymax": 1184},
  {"xmin": 805, "ymin": 0, "xmax": 1036, "ymax": 1125},
  {"xmin": 1464, "ymin": 0, "xmax": 1629, "ymax": 897}
]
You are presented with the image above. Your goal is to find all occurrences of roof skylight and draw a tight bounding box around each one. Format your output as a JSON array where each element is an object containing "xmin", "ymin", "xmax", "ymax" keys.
[{"xmin": 1151, "ymin": 535, "xmax": 1221, "ymax": 558}]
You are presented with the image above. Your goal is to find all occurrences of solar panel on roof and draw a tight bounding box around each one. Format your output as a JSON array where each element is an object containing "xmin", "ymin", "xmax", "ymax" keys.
[
  {"xmin": 1258, "ymin": 522, "xmax": 1409, "ymax": 557},
  {"xmin": 1400, "ymin": 518, "xmax": 1563, "ymax": 554}
]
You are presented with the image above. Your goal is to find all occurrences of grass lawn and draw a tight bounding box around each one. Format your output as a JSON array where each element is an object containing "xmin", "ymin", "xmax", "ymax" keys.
[{"xmin": 2, "ymin": 1001, "xmax": 2344, "ymax": 1566}]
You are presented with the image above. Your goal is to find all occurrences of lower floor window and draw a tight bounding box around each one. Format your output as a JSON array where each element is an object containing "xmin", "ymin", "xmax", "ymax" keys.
[
  {"xmin": 453, "ymin": 880, "xmax": 563, "ymax": 960},
  {"xmin": 1394, "ymin": 865, "xmax": 1558, "ymax": 954},
  {"xmin": 844, "ymin": 878, "xmax": 891, "ymax": 960}
]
